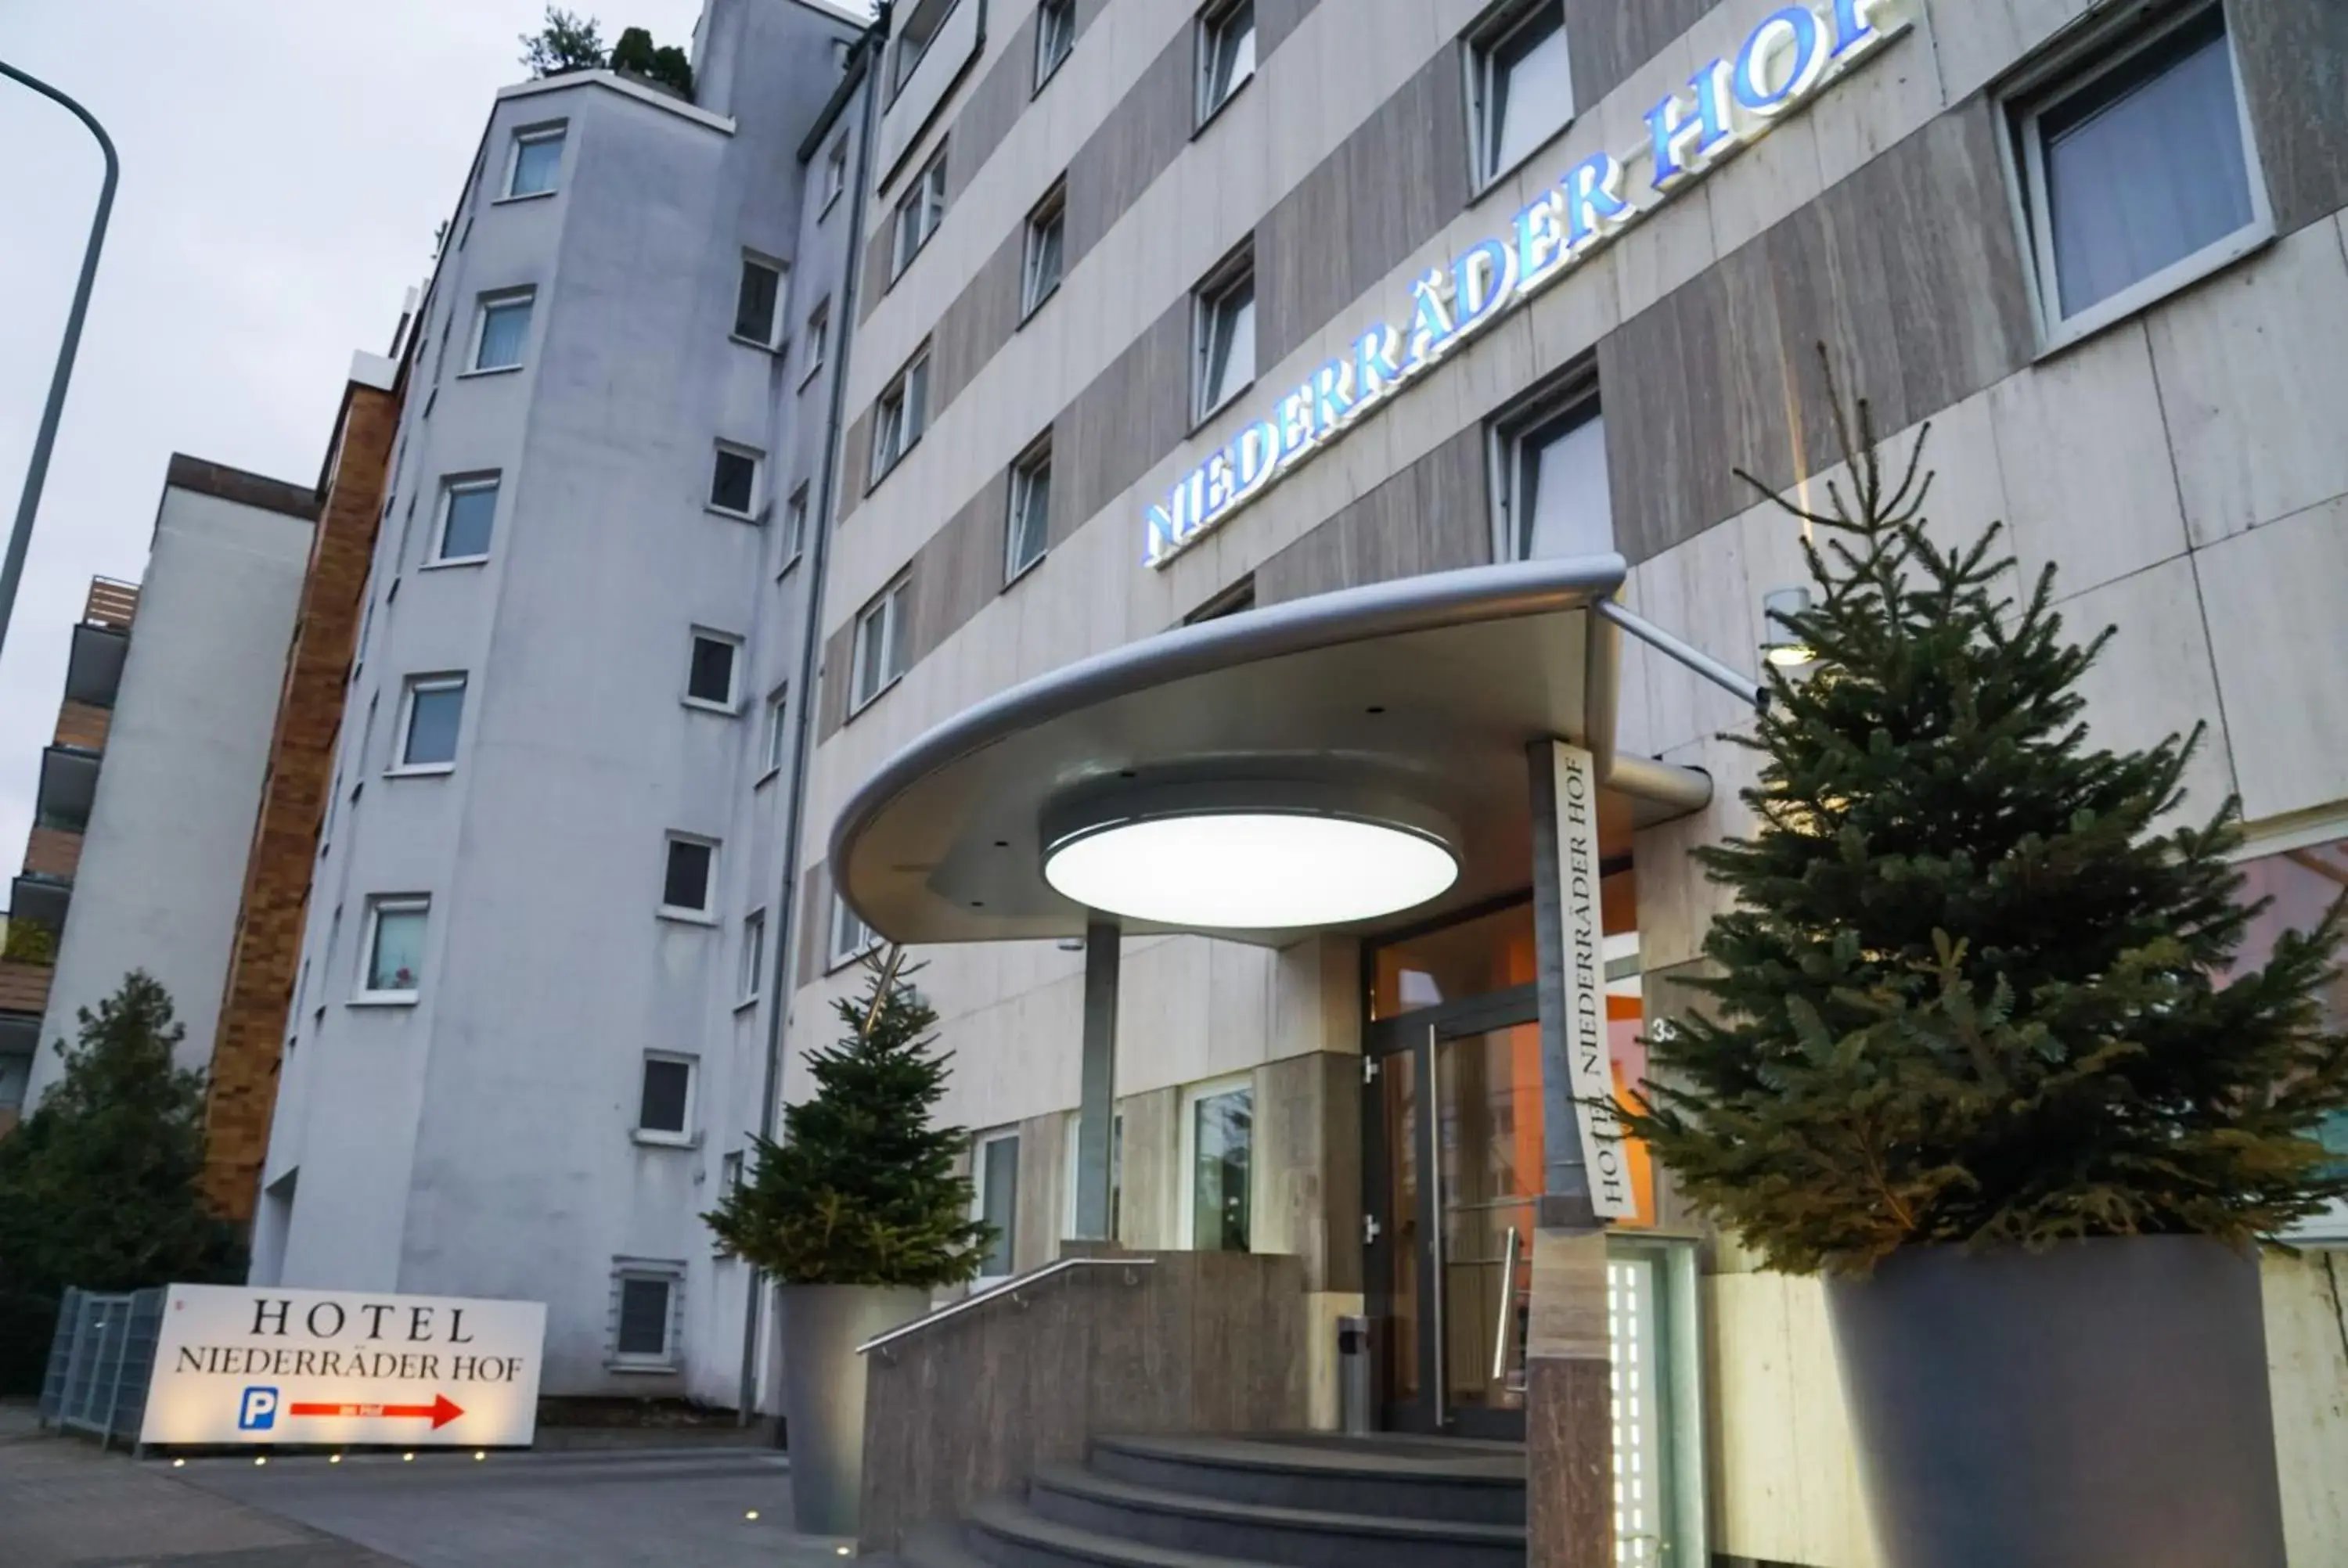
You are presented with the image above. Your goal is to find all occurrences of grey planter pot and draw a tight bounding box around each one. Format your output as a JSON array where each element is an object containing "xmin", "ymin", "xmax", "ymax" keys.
[
  {"xmin": 1825, "ymin": 1236, "xmax": 2285, "ymax": 1568},
  {"xmin": 776, "ymin": 1283, "xmax": 929, "ymax": 1537}
]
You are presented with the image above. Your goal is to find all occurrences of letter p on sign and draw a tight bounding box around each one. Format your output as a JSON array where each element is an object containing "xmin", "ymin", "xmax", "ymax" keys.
[{"xmin": 238, "ymin": 1386, "xmax": 279, "ymax": 1431}]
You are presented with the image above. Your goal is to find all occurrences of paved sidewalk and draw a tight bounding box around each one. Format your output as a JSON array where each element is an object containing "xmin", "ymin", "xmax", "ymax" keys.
[
  {"xmin": 0, "ymin": 1404, "xmax": 847, "ymax": 1567},
  {"xmin": 0, "ymin": 1403, "xmax": 402, "ymax": 1568}
]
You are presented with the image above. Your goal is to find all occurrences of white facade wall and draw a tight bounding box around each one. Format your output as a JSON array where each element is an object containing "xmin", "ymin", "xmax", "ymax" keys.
[
  {"xmin": 257, "ymin": 0, "xmax": 864, "ymax": 1402},
  {"xmin": 30, "ymin": 481, "xmax": 314, "ymax": 1095}
]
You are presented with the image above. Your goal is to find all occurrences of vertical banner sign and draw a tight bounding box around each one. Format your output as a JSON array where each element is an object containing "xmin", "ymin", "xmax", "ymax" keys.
[
  {"xmin": 139, "ymin": 1285, "xmax": 547, "ymax": 1447},
  {"xmin": 1553, "ymin": 741, "xmax": 1635, "ymax": 1218}
]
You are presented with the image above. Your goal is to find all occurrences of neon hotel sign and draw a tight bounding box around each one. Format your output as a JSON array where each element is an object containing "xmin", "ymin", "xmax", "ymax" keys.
[{"xmin": 1143, "ymin": 0, "xmax": 1909, "ymax": 567}]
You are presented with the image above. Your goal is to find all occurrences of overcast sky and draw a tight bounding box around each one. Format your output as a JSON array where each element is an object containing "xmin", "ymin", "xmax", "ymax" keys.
[{"xmin": 0, "ymin": 1, "xmax": 715, "ymax": 895}]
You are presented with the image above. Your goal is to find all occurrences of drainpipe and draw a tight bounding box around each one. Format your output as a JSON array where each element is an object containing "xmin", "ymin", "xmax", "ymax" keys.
[{"xmin": 738, "ymin": 24, "xmax": 884, "ymax": 1430}]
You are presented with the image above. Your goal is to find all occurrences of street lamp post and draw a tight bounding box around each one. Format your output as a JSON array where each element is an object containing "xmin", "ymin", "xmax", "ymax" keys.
[{"xmin": 0, "ymin": 61, "xmax": 117, "ymax": 661}]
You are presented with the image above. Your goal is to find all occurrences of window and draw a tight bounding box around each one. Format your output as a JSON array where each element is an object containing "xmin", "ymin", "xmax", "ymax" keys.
[
  {"xmin": 1062, "ymin": 1109, "xmax": 1124, "ymax": 1240},
  {"xmin": 975, "ymin": 1128, "xmax": 1020, "ymax": 1277},
  {"xmin": 434, "ymin": 476, "xmax": 497, "ymax": 563},
  {"xmin": 1493, "ymin": 379, "xmax": 1610, "ymax": 561},
  {"xmin": 505, "ymin": 124, "xmax": 566, "ymax": 198},
  {"xmin": 1022, "ymin": 179, "xmax": 1066, "ymax": 318},
  {"xmin": 762, "ymin": 686, "xmax": 790, "ymax": 776},
  {"xmin": 359, "ymin": 897, "xmax": 427, "ymax": 1002},
  {"xmin": 1006, "ymin": 435, "xmax": 1052, "ymax": 581},
  {"xmin": 1184, "ymin": 1077, "xmax": 1252, "ymax": 1252},
  {"xmin": 2008, "ymin": 4, "xmax": 2268, "ymax": 347},
  {"xmin": 470, "ymin": 290, "xmax": 534, "ymax": 372},
  {"xmin": 684, "ymin": 631, "xmax": 741, "ymax": 710},
  {"xmin": 636, "ymin": 1052, "xmax": 696, "ymax": 1140},
  {"xmin": 830, "ymin": 890, "xmax": 878, "ymax": 967},
  {"xmin": 893, "ymin": 0, "xmax": 956, "ymax": 93},
  {"xmin": 721, "ymin": 1150, "xmax": 745, "ymax": 1199},
  {"xmin": 394, "ymin": 675, "xmax": 466, "ymax": 771},
  {"xmin": 1192, "ymin": 250, "xmax": 1256, "ymax": 422},
  {"xmin": 803, "ymin": 299, "xmax": 831, "ymax": 383},
  {"xmin": 610, "ymin": 1263, "xmax": 682, "ymax": 1366},
  {"xmin": 1470, "ymin": 2, "xmax": 1573, "ymax": 187},
  {"xmin": 709, "ymin": 444, "xmax": 761, "ymax": 517},
  {"xmin": 1185, "ymin": 574, "xmax": 1256, "ymax": 623},
  {"xmin": 851, "ymin": 577, "xmax": 911, "ymax": 710},
  {"xmin": 869, "ymin": 350, "xmax": 931, "ymax": 483},
  {"xmin": 1196, "ymin": 0, "xmax": 1256, "ymax": 125},
  {"xmin": 822, "ymin": 136, "xmax": 848, "ymax": 210},
  {"xmin": 782, "ymin": 483, "xmax": 809, "ymax": 564},
  {"xmin": 1035, "ymin": 0, "xmax": 1075, "ymax": 89},
  {"xmin": 894, "ymin": 148, "xmax": 948, "ymax": 277},
  {"xmin": 738, "ymin": 909, "xmax": 766, "ymax": 1003},
  {"xmin": 733, "ymin": 254, "xmax": 785, "ymax": 346},
  {"xmin": 660, "ymin": 835, "xmax": 717, "ymax": 919}
]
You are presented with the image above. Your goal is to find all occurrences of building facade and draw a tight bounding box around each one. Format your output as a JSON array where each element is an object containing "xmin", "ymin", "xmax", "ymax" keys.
[
  {"xmin": 12, "ymin": 458, "xmax": 322, "ymax": 1121},
  {"xmin": 251, "ymin": 0, "xmax": 873, "ymax": 1402},
  {"xmin": 794, "ymin": 0, "xmax": 2348, "ymax": 1562}
]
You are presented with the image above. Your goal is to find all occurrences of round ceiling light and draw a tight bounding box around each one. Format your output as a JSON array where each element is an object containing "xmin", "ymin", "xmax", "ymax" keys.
[{"xmin": 1043, "ymin": 803, "xmax": 1459, "ymax": 930}]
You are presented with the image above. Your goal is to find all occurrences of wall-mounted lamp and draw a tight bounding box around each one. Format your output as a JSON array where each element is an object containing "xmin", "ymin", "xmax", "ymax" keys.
[{"xmin": 1761, "ymin": 588, "xmax": 1816, "ymax": 670}]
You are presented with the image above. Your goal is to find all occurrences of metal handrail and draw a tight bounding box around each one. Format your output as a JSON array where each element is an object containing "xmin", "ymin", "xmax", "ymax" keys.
[{"xmin": 854, "ymin": 1257, "xmax": 1155, "ymax": 1358}]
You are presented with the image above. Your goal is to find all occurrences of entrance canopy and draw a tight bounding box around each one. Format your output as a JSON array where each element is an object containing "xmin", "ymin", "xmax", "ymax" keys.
[{"xmin": 829, "ymin": 555, "xmax": 1712, "ymax": 948}]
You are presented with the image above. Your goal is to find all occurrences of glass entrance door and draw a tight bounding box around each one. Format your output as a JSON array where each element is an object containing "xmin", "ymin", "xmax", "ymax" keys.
[{"xmin": 1363, "ymin": 988, "xmax": 1541, "ymax": 1437}]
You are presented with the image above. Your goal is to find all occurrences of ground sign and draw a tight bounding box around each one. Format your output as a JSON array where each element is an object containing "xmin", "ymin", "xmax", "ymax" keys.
[{"xmin": 139, "ymin": 1284, "xmax": 546, "ymax": 1448}]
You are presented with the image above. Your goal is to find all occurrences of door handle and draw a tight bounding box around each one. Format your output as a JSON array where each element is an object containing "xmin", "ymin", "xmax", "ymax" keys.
[
  {"xmin": 1426, "ymin": 1023, "xmax": 1445, "ymax": 1419},
  {"xmin": 1491, "ymin": 1224, "xmax": 1520, "ymax": 1383}
]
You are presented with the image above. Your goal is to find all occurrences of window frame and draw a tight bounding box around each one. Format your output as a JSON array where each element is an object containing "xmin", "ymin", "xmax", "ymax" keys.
[
  {"xmin": 892, "ymin": 148, "xmax": 949, "ymax": 279},
  {"xmin": 973, "ymin": 1126, "xmax": 1021, "ymax": 1278},
  {"xmin": 430, "ymin": 474, "xmax": 498, "ymax": 566},
  {"xmin": 609, "ymin": 1261, "xmax": 685, "ymax": 1369},
  {"xmin": 657, "ymin": 833, "xmax": 720, "ymax": 923},
  {"xmin": 634, "ymin": 1051, "xmax": 699, "ymax": 1145},
  {"xmin": 1465, "ymin": 0, "xmax": 1575, "ymax": 193},
  {"xmin": 780, "ymin": 482, "xmax": 810, "ymax": 571},
  {"xmin": 738, "ymin": 908, "xmax": 767, "ymax": 1005},
  {"xmin": 1035, "ymin": 0, "xmax": 1077, "ymax": 92},
  {"xmin": 1194, "ymin": 0, "xmax": 1258, "ymax": 130},
  {"xmin": 390, "ymin": 673, "xmax": 466, "ymax": 775},
  {"xmin": 355, "ymin": 895, "xmax": 429, "ymax": 1005},
  {"xmin": 708, "ymin": 441, "xmax": 764, "ymax": 520},
  {"xmin": 1190, "ymin": 245, "xmax": 1257, "ymax": 426},
  {"xmin": 821, "ymin": 135, "xmax": 849, "ymax": 213},
  {"xmin": 760, "ymin": 685, "xmax": 790, "ymax": 780},
  {"xmin": 1488, "ymin": 366, "xmax": 1608, "ymax": 563},
  {"xmin": 466, "ymin": 288, "xmax": 535, "ymax": 375},
  {"xmin": 1021, "ymin": 178, "xmax": 1068, "ymax": 320},
  {"xmin": 731, "ymin": 252, "xmax": 787, "ymax": 349},
  {"xmin": 849, "ymin": 576, "xmax": 912, "ymax": 714},
  {"xmin": 2001, "ymin": 0, "xmax": 2273, "ymax": 355},
  {"xmin": 830, "ymin": 888, "xmax": 880, "ymax": 969},
  {"xmin": 1178, "ymin": 1073, "xmax": 1255, "ymax": 1253},
  {"xmin": 682, "ymin": 628, "xmax": 744, "ymax": 714},
  {"xmin": 502, "ymin": 122, "xmax": 567, "ymax": 200},
  {"xmin": 868, "ymin": 348, "xmax": 932, "ymax": 486},
  {"xmin": 1005, "ymin": 433, "xmax": 1053, "ymax": 584},
  {"xmin": 799, "ymin": 300, "xmax": 833, "ymax": 394}
]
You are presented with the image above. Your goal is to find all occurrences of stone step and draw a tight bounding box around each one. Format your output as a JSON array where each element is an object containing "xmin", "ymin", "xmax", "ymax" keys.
[{"xmin": 1088, "ymin": 1433, "xmax": 1525, "ymax": 1526}]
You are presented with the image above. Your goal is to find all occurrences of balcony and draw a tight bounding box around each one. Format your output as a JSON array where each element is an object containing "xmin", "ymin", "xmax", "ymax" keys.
[
  {"xmin": 9, "ymin": 876, "xmax": 70, "ymax": 933},
  {"xmin": 34, "ymin": 746, "xmax": 99, "ymax": 833},
  {"xmin": 23, "ymin": 826, "xmax": 80, "ymax": 882},
  {"xmin": 54, "ymin": 700, "xmax": 110, "ymax": 751},
  {"xmin": 0, "ymin": 957, "xmax": 53, "ymax": 1019},
  {"xmin": 85, "ymin": 575, "xmax": 139, "ymax": 630}
]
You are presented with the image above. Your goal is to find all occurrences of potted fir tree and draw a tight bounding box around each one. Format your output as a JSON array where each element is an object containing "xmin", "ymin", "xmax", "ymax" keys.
[
  {"xmin": 704, "ymin": 950, "xmax": 991, "ymax": 1537},
  {"xmin": 1616, "ymin": 361, "xmax": 2348, "ymax": 1568}
]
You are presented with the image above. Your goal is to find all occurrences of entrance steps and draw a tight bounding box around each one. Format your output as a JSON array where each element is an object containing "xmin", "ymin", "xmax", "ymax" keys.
[{"xmin": 888, "ymin": 1433, "xmax": 1527, "ymax": 1567}]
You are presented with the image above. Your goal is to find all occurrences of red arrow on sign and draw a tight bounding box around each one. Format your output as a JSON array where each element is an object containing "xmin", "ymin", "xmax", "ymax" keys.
[{"xmin": 287, "ymin": 1394, "xmax": 464, "ymax": 1430}]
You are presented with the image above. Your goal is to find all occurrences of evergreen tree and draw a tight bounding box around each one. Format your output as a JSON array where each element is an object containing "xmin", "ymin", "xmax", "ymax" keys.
[
  {"xmin": 0, "ymin": 973, "xmax": 243, "ymax": 1392},
  {"xmin": 1615, "ymin": 353, "xmax": 2348, "ymax": 1275},
  {"xmin": 520, "ymin": 6, "xmax": 607, "ymax": 77},
  {"xmin": 705, "ymin": 951, "xmax": 992, "ymax": 1286},
  {"xmin": 610, "ymin": 26, "xmax": 693, "ymax": 96}
]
